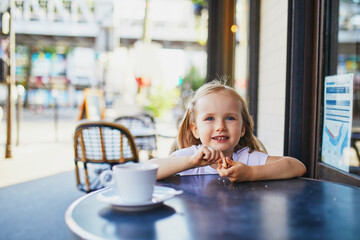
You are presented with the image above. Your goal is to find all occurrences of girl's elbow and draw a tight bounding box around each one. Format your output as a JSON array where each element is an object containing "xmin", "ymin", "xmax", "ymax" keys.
[
  {"xmin": 286, "ymin": 157, "xmax": 306, "ymax": 177},
  {"xmin": 300, "ymin": 164, "xmax": 307, "ymax": 176},
  {"xmin": 295, "ymin": 161, "xmax": 307, "ymax": 177},
  {"xmin": 156, "ymin": 172, "xmax": 167, "ymax": 180}
]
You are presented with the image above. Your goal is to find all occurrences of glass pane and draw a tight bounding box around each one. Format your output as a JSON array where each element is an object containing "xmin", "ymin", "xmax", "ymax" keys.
[
  {"xmin": 322, "ymin": 0, "xmax": 360, "ymax": 176},
  {"xmin": 234, "ymin": 0, "xmax": 249, "ymax": 99}
]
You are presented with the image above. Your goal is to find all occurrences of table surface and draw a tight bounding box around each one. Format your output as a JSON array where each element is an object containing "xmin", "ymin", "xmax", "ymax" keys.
[
  {"xmin": 65, "ymin": 175, "xmax": 360, "ymax": 240},
  {"xmin": 0, "ymin": 171, "xmax": 84, "ymax": 240}
]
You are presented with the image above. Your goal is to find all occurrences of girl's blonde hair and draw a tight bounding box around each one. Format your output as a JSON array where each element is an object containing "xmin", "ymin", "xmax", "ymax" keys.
[{"xmin": 177, "ymin": 80, "xmax": 262, "ymax": 153}]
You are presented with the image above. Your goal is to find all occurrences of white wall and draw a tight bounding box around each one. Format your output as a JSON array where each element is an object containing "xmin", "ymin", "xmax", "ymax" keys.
[{"xmin": 257, "ymin": 0, "xmax": 288, "ymax": 155}]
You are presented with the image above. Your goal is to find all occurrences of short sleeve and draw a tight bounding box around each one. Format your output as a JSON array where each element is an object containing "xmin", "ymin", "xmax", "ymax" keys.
[
  {"xmin": 235, "ymin": 148, "xmax": 268, "ymax": 166},
  {"xmin": 248, "ymin": 151, "xmax": 268, "ymax": 166},
  {"xmin": 172, "ymin": 145, "xmax": 198, "ymax": 157}
]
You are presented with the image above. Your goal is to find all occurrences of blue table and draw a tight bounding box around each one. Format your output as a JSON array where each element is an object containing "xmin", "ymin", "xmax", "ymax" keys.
[
  {"xmin": 0, "ymin": 171, "xmax": 84, "ymax": 240},
  {"xmin": 65, "ymin": 175, "xmax": 360, "ymax": 240}
]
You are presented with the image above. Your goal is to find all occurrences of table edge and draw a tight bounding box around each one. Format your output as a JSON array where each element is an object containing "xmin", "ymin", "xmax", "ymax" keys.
[
  {"xmin": 298, "ymin": 176, "xmax": 360, "ymax": 190},
  {"xmin": 64, "ymin": 188, "xmax": 106, "ymax": 240}
]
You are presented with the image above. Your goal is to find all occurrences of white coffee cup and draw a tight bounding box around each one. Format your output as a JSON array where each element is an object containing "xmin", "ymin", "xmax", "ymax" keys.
[{"xmin": 99, "ymin": 162, "xmax": 159, "ymax": 204}]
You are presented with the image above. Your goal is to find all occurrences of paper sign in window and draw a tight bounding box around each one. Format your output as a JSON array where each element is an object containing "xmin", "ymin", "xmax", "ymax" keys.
[{"xmin": 321, "ymin": 73, "xmax": 354, "ymax": 172}]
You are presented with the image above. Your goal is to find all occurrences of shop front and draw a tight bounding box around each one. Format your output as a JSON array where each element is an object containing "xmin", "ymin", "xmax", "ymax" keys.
[{"xmin": 284, "ymin": 0, "xmax": 360, "ymax": 186}]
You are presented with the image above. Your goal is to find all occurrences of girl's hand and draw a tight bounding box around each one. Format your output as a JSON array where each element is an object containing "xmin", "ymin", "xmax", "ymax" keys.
[
  {"xmin": 217, "ymin": 159, "xmax": 252, "ymax": 182},
  {"xmin": 190, "ymin": 146, "xmax": 225, "ymax": 168},
  {"xmin": 218, "ymin": 156, "xmax": 232, "ymax": 169},
  {"xmin": 217, "ymin": 156, "xmax": 306, "ymax": 182}
]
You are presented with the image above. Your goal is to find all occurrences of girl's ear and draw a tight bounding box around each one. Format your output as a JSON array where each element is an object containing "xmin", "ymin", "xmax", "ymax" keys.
[
  {"xmin": 241, "ymin": 126, "xmax": 245, "ymax": 137},
  {"xmin": 190, "ymin": 123, "xmax": 200, "ymax": 139}
]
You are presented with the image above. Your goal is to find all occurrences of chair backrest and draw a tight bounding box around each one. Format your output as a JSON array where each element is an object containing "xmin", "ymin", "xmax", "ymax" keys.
[
  {"xmin": 74, "ymin": 121, "xmax": 139, "ymax": 164},
  {"xmin": 114, "ymin": 116, "xmax": 148, "ymax": 130},
  {"xmin": 169, "ymin": 139, "xmax": 179, "ymax": 155},
  {"xmin": 114, "ymin": 115, "xmax": 157, "ymax": 156},
  {"xmin": 137, "ymin": 113, "xmax": 156, "ymax": 129}
]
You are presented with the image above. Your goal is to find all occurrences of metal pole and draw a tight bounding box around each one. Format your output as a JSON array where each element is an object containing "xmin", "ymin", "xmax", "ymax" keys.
[
  {"xmin": 5, "ymin": 0, "xmax": 15, "ymax": 158},
  {"xmin": 4, "ymin": 0, "xmax": 15, "ymax": 158},
  {"xmin": 5, "ymin": 61, "xmax": 12, "ymax": 158},
  {"xmin": 142, "ymin": 0, "xmax": 151, "ymax": 43}
]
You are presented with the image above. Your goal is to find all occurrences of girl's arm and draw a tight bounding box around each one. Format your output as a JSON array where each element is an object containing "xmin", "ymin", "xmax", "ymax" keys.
[
  {"xmin": 148, "ymin": 146, "xmax": 224, "ymax": 180},
  {"xmin": 148, "ymin": 155, "xmax": 194, "ymax": 180},
  {"xmin": 217, "ymin": 156, "xmax": 306, "ymax": 182}
]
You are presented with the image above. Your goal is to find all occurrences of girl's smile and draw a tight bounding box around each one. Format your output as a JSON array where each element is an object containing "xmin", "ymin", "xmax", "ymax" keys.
[{"xmin": 212, "ymin": 135, "xmax": 230, "ymax": 142}]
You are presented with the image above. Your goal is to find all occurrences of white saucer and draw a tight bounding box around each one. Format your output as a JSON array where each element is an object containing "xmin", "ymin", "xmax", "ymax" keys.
[{"xmin": 97, "ymin": 186, "xmax": 183, "ymax": 212}]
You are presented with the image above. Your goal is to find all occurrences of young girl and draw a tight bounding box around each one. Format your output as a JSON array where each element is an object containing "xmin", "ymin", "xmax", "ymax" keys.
[{"xmin": 149, "ymin": 80, "xmax": 306, "ymax": 182}]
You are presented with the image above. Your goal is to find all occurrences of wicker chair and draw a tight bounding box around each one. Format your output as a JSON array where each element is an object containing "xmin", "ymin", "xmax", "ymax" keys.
[
  {"xmin": 74, "ymin": 121, "xmax": 139, "ymax": 192},
  {"xmin": 137, "ymin": 112, "xmax": 156, "ymax": 129},
  {"xmin": 114, "ymin": 115, "xmax": 157, "ymax": 158}
]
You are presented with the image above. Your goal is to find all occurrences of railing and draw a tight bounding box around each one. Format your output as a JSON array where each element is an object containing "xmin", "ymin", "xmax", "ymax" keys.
[
  {"xmin": 0, "ymin": 0, "xmax": 105, "ymax": 37},
  {"xmin": 13, "ymin": 0, "xmax": 96, "ymax": 22}
]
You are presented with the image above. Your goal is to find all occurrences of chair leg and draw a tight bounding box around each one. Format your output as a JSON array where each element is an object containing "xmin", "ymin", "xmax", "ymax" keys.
[{"xmin": 75, "ymin": 161, "xmax": 81, "ymax": 188}]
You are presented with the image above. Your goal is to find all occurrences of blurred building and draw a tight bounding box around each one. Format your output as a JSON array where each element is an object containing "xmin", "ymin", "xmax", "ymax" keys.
[
  {"xmin": 1, "ymin": 0, "xmax": 209, "ymax": 109},
  {"xmin": 1, "ymin": 0, "xmax": 359, "ymax": 187}
]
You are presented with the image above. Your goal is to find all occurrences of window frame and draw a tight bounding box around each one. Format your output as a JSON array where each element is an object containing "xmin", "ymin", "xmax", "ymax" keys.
[
  {"xmin": 286, "ymin": 0, "xmax": 360, "ymax": 187},
  {"xmin": 247, "ymin": 0, "xmax": 260, "ymax": 135},
  {"xmin": 284, "ymin": 0, "xmax": 319, "ymax": 178}
]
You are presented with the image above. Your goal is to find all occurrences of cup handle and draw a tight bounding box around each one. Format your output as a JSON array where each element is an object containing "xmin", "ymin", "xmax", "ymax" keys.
[{"xmin": 99, "ymin": 169, "xmax": 115, "ymax": 188}]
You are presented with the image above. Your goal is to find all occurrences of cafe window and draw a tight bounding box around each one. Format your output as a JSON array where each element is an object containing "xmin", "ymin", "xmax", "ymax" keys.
[
  {"xmin": 234, "ymin": 0, "xmax": 249, "ymax": 98},
  {"xmin": 318, "ymin": 0, "xmax": 360, "ymax": 184}
]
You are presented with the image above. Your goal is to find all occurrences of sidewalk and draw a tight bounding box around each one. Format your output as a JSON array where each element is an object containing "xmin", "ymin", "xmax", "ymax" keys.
[
  {"xmin": 0, "ymin": 108, "xmax": 78, "ymax": 187},
  {"xmin": 0, "ymin": 107, "xmax": 177, "ymax": 188}
]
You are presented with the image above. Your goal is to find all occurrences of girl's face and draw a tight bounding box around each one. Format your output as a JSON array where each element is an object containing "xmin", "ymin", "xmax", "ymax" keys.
[{"xmin": 190, "ymin": 92, "xmax": 245, "ymax": 158}]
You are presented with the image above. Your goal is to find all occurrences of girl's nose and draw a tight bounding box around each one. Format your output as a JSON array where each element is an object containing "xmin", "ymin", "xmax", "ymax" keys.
[{"xmin": 216, "ymin": 120, "xmax": 227, "ymax": 131}]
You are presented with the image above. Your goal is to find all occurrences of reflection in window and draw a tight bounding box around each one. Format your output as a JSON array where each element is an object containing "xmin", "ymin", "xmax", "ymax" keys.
[{"xmin": 325, "ymin": 0, "xmax": 360, "ymax": 176}]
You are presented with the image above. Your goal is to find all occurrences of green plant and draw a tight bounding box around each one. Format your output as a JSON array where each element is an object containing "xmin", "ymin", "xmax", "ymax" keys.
[
  {"xmin": 144, "ymin": 85, "xmax": 180, "ymax": 118},
  {"xmin": 192, "ymin": 0, "xmax": 207, "ymax": 6},
  {"xmin": 182, "ymin": 66, "xmax": 205, "ymax": 91}
]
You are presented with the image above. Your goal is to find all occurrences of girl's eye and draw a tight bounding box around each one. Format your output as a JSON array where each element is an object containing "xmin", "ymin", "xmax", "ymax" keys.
[
  {"xmin": 205, "ymin": 116, "xmax": 214, "ymax": 121},
  {"xmin": 226, "ymin": 116, "xmax": 236, "ymax": 120}
]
